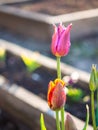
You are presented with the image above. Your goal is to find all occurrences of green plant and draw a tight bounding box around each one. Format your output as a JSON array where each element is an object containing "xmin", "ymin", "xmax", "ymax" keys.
[
  {"xmin": 0, "ymin": 48, "xmax": 6, "ymax": 61},
  {"xmin": 67, "ymin": 87, "xmax": 84, "ymax": 102},
  {"xmin": 40, "ymin": 23, "xmax": 89, "ymax": 130},
  {"xmin": 89, "ymin": 64, "xmax": 98, "ymax": 130},
  {"xmin": 21, "ymin": 54, "xmax": 41, "ymax": 72}
]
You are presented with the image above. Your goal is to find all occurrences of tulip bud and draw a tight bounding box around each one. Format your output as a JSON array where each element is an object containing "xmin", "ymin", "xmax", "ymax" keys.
[
  {"xmin": 65, "ymin": 113, "xmax": 77, "ymax": 130},
  {"xmin": 51, "ymin": 23, "xmax": 72, "ymax": 57},
  {"xmin": 89, "ymin": 64, "xmax": 97, "ymax": 91},
  {"xmin": 47, "ymin": 79, "xmax": 66, "ymax": 110}
]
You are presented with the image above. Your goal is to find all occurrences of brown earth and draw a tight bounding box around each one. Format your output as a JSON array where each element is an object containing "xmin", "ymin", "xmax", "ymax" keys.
[
  {"xmin": 10, "ymin": 0, "xmax": 98, "ymax": 15},
  {"xmin": 0, "ymin": 50, "xmax": 91, "ymax": 123}
]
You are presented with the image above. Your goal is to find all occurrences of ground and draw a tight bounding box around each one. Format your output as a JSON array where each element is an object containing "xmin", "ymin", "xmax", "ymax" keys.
[{"xmin": 11, "ymin": 0, "xmax": 98, "ymax": 15}]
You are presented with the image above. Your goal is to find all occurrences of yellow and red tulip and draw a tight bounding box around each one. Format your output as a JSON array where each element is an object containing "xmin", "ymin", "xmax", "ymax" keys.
[{"xmin": 47, "ymin": 78, "xmax": 66, "ymax": 110}]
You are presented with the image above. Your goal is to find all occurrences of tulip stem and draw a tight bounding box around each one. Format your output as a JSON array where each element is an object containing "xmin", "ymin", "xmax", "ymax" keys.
[
  {"xmin": 57, "ymin": 57, "xmax": 61, "ymax": 79},
  {"xmin": 61, "ymin": 107, "xmax": 65, "ymax": 130},
  {"xmin": 57, "ymin": 56, "xmax": 65, "ymax": 130},
  {"xmin": 96, "ymin": 87, "xmax": 98, "ymax": 126},
  {"xmin": 56, "ymin": 111, "xmax": 61, "ymax": 130},
  {"xmin": 91, "ymin": 91, "xmax": 96, "ymax": 130}
]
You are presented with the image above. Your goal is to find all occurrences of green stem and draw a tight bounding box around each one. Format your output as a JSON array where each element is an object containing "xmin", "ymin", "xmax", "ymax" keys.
[
  {"xmin": 57, "ymin": 57, "xmax": 61, "ymax": 79},
  {"xmin": 55, "ymin": 56, "xmax": 61, "ymax": 130},
  {"xmin": 56, "ymin": 111, "xmax": 61, "ymax": 130},
  {"xmin": 57, "ymin": 56, "xmax": 65, "ymax": 130},
  {"xmin": 96, "ymin": 88, "xmax": 98, "ymax": 126},
  {"xmin": 82, "ymin": 105, "xmax": 89, "ymax": 130},
  {"xmin": 61, "ymin": 107, "xmax": 65, "ymax": 130},
  {"xmin": 91, "ymin": 91, "xmax": 96, "ymax": 130}
]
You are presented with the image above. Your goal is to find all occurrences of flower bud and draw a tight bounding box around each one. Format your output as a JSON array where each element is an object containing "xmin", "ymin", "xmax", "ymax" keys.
[
  {"xmin": 89, "ymin": 64, "xmax": 97, "ymax": 91},
  {"xmin": 51, "ymin": 23, "xmax": 72, "ymax": 57},
  {"xmin": 47, "ymin": 79, "xmax": 66, "ymax": 110},
  {"xmin": 65, "ymin": 113, "xmax": 77, "ymax": 130}
]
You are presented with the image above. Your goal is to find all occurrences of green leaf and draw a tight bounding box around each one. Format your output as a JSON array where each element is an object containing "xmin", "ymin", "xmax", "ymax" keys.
[
  {"xmin": 21, "ymin": 54, "xmax": 41, "ymax": 72},
  {"xmin": 40, "ymin": 113, "xmax": 47, "ymax": 130},
  {"xmin": 0, "ymin": 48, "xmax": 6, "ymax": 61},
  {"xmin": 67, "ymin": 88, "xmax": 83, "ymax": 102},
  {"xmin": 96, "ymin": 107, "xmax": 98, "ymax": 126},
  {"xmin": 82, "ymin": 105, "xmax": 89, "ymax": 130}
]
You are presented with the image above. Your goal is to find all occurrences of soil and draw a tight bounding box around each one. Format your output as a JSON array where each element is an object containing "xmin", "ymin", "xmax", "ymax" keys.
[
  {"xmin": 0, "ymin": 109, "xmax": 31, "ymax": 130},
  {"xmin": 0, "ymin": 50, "xmax": 91, "ymax": 124},
  {"xmin": 7, "ymin": 0, "xmax": 98, "ymax": 15}
]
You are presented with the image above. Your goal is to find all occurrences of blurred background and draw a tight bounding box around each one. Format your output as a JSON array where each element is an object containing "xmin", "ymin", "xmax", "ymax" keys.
[
  {"xmin": 0, "ymin": 0, "xmax": 98, "ymax": 72},
  {"xmin": 0, "ymin": 0, "xmax": 98, "ymax": 130}
]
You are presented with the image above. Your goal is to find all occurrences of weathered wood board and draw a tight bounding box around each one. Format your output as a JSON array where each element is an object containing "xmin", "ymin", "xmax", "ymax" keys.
[{"xmin": 0, "ymin": 39, "xmax": 92, "ymax": 130}]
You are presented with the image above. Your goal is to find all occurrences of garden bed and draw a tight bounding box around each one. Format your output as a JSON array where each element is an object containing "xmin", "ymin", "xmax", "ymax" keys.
[
  {"xmin": 0, "ymin": 48, "xmax": 90, "ymax": 121},
  {"xmin": 0, "ymin": 0, "xmax": 30, "ymax": 5},
  {"xmin": 0, "ymin": 109, "xmax": 32, "ymax": 130},
  {"xmin": 0, "ymin": 40, "xmax": 92, "ymax": 130},
  {"xmin": 7, "ymin": 0, "xmax": 98, "ymax": 16},
  {"xmin": 0, "ymin": 0, "xmax": 97, "ymax": 41}
]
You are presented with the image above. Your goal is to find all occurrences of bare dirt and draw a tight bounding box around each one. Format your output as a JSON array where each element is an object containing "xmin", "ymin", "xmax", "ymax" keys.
[
  {"xmin": 9, "ymin": 0, "xmax": 98, "ymax": 15},
  {"xmin": 0, "ymin": 50, "xmax": 91, "ymax": 124}
]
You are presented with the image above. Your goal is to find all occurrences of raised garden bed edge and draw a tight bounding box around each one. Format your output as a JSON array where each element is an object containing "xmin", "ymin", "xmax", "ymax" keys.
[
  {"xmin": 0, "ymin": 39, "xmax": 92, "ymax": 130},
  {"xmin": 0, "ymin": 4, "xmax": 98, "ymax": 41}
]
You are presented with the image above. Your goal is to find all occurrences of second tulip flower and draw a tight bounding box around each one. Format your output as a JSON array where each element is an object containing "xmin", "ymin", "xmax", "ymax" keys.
[{"xmin": 47, "ymin": 79, "xmax": 66, "ymax": 110}]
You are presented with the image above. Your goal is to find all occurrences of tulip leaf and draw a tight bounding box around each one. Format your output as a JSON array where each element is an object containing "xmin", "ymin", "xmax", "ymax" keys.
[
  {"xmin": 82, "ymin": 105, "xmax": 89, "ymax": 130},
  {"xmin": 96, "ymin": 70, "xmax": 98, "ymax": 126},
  {"xmin": 67, "ymin": 88, "xmax": 83, "ymax": 102},
  {"xmin": 0, "ymin": 48, "xmax": 6, "ymax": 61},
  {"xmin": 96, "ymin": 101, "xmax": 98, "ymax": 126},
  {"xmin": 21, "ymin": 54, "xmax": 41, "ymax": 72},
  {"xmin": 40, "ymin": 113, "xmax": 47, "ymax": 130}
]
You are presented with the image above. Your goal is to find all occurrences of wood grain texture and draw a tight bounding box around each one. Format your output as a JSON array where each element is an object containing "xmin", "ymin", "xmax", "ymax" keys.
[{"xmin": 0, "ymin": 41, "xmax": 93, "ymax": 130}]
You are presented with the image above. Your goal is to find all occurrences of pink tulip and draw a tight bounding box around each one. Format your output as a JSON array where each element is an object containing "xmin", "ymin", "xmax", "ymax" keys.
[{"xmin": 51, "ymin": 23, "xmax": 72, "ymax": 57}]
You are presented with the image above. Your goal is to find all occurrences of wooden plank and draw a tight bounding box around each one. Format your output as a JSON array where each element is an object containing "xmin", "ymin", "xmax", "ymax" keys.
[
  {"xmin": 0, "ymin": 39, "xmax": 90, "ymax": 89},
  {"xmin": 0, "ymin": 5, "xmax": 98, "ymax": 41},
  {"xmin": 0, "ymin": 40, "xmax": 92, "ymax": 129},
  {"xmin": 0, "ymin": 75, "xmax": 92, "ymax": 130},
  {"xmin": 0, "ymin": 0, "xmax": 31, "ymax": 5},
  {"xmin": 0, "ymin": 75, "xmax": 56, "ymax": 130}
]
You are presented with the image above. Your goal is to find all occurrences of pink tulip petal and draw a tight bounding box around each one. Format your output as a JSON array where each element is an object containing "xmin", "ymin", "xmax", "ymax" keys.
[
  {"xmin": 58, "ymin": 23, "xmax": 64, "ymax": 37},
  {"xmin": 51, "ymin": 23, "xmax": 72, "ymax": 57},
  {"xmin": 51, "ymin": 25, "xmax": 58, "ymax": 55},
  {"xmin": 51, "ymin": 82, "xmax": 66, "ymax": 110},
  {"xmin": 57, "ymin": 24, "xmax": 72, "ymax": 56}
]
